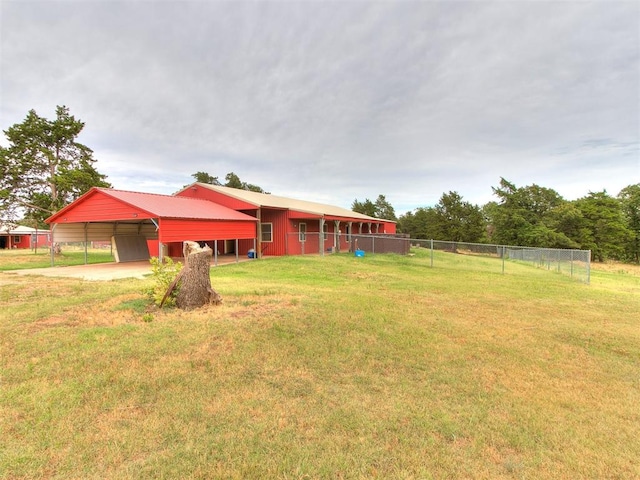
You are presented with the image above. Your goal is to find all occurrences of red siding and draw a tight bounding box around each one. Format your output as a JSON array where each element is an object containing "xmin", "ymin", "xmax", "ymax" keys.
[
  {"xmin": 1, "ymin": 233, "xmax": 50, "ymax": 249},
  {"xmin": 56, "ymin": 190, "xmax": 152, "ymax": 222},
  {"xmin": 259, "ymin": 208, "xmax": 289, "ymax": 256},
  {"xmin": 159, "ymin": 218, "xmax": 256, "ymax": 243},
  {"xmin": 147, "ymin": 239, "xmax": 159, "ymax": 257},
  {"xmin": 288, "ymin": 211, "xmax": 321, "ymax": 220}
]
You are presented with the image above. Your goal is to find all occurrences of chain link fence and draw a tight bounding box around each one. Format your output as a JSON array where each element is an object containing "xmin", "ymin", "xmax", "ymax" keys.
[
  {"xmin": 412, "ymin": 239, "xmax": 591, "ymax": 284},
  {"xmin": 285, "ymin": 233, "xmax": 591, "ymax": 284}
]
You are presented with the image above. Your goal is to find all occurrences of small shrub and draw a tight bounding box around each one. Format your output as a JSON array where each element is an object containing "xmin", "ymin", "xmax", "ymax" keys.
[{"xmin": 146, "ymin": 256, "xmax": 183, "ymax": 307}]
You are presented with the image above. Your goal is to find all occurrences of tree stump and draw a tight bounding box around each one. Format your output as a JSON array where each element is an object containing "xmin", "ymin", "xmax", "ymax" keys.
[{"xmin": 175, "ymin": 241, "xmax": 222, "ymax": 310}]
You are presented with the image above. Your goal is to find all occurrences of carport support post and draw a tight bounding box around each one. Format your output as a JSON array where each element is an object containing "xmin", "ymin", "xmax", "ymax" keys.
[
  {"xmin": 50, "ymin": 224, "xmax": 56, "ymax": 267},
  {"xmin": 256, "ymin": 208, "xmax": 262, "ymax": 259},
  {"xmin": 319, "ymin": 218, "xmax": 325, "ymax": 256},
  {"xmin": 84, "ymin": 223, "xmax": 89, "ymax": 264},
  {"xmin": 214, "ymin": 240, "xmax": 218, "ymax": 266},
  {"xmin": 235, "ymin": 239, "xmax": 239, "ymax": 263}
]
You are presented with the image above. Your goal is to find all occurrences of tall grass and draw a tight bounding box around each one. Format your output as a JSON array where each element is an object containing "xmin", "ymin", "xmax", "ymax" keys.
[{"xmin": 1, "ymin": 250, "xmax": 638, "ymax": 479}]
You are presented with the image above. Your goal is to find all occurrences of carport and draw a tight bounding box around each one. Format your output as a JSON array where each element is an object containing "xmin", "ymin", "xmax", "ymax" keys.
[{"xmin": 45, "ymin": 187, "xmax": 258, "ymax": 265}]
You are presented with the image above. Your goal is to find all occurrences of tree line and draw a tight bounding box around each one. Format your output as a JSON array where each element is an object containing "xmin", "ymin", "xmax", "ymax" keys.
[{"xmin": 354, "ymin": 179, "xmax": 640, "ymax": 263}]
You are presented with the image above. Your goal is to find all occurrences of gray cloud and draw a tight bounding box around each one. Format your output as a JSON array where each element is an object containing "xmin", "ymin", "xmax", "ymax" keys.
[{"xmin": 1, "ymin": 0, "xmax": 638, "ymax": 214}]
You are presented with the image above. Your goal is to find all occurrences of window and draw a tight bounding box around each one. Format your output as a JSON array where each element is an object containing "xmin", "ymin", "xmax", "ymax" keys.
[
  {"xmin": 323, "ymin": 222, "xmax": 329, "ymax": 240},
  {"xmin": 13, "ymin": 236, "xmax": 21, "ymax": 244},
  {"xmin": 261, "ymin": 223, "xmax": 273, "ymax": 242},
  {"xmin": 299, "ymin": 223, "xmax": 306, "ymax": 242}
]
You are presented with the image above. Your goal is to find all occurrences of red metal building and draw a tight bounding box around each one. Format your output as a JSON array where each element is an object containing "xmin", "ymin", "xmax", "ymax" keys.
[
  {"xmin": 0, "ymin": 225, "xmax": 50, "ymax": 250},
  {"xmin": 175, "ymin": 183, "xmax": 397, "ymax": 258},
  {"xmin": 45, "ymin": 188, "xmax": 257, "ymax": 261}
]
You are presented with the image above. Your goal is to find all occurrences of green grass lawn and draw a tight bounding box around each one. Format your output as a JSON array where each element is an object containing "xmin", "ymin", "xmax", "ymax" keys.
[
  {"xmin": 1, "ymin": 250, "xmax": 638, "ymax": 479},
  {"xmin": 0, "ymin": 248, "xmax": 114, "ymax": 270}
]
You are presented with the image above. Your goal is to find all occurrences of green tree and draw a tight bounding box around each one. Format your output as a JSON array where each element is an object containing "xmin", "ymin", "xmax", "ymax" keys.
[
  {"xmin": 352, "ymin": 195, "xmax": 396, "ymax": 220},
  {"xmin": 618, "ymin": 184, "xmax": 640, "ymax": 263},
  {"xmin": 0, "ymin": 106, "xmax": 110, "ymax": 227},
  {"xmin": 489, "ymin": 178, "xmax": 570, "ymax": 247},
  {"xmin": 191, "ymin": 171, "xmax": 221, "ymax": 185},
  {"xmin": 224, "ymin": 172, "xmax": 267, "ymax": 193},
  {"xmin": 432, "ymin": 191, "xmax": 485, "ymax": 243},
  {"xmin": 543, "ymin": 202, "xmax": 582, "ymax": 249},
  {"xmin": 574, "ymin": 191, "xmax": 631, "ymax": 262},
  {"xmin": 243, "ymin": 182, "xmax": 266, "ymax": 193},
  {"xmin": 374, "ymin": 195, "xmax": 397, "ymax": 221},
  {"xmin": 352, "ymin": 198, "xmax": 377, "ymax": 218},
  {"xmin": 0, "ymin": 147, "xmax": 18, "ymax": 223},
  {"xmin": 482, "ymin": 201, "xmax": 499, "ymax": 242},
  {"xmin": 397, "ymin": 206, "xmax": 439, "ymax": 239},
  {"xmin": 397, "ymin": 193, "xmax": 485, "ymax": 242},
  {"xmin": 224, "ymin": 172, "xmax": 244, "ymax": 189},
  {"xmin": 396, "ymin": 209, "xmax": 415, "ymax": 236},
  {"xmin": 189, "ymin": 171, "xmax": 267, "ymax": 193}
]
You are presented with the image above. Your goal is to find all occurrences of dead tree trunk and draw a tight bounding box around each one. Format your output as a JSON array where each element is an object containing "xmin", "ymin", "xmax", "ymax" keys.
[{"xmin": 176, "ymin": 241, "xmax": 222, "ymax": 310}]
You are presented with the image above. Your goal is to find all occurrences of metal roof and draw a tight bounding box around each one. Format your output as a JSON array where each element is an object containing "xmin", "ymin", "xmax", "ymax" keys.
[
  {"xmin": 189, "ymin": 184, "xmax": 394, "ymax": 223},
  {"xmin": 47, "ymin": 188, "xmax": 258, "ymax": 223},
  {"xmin": 0, "ymin": 224, "xmax": 49, "ymax": 234}
]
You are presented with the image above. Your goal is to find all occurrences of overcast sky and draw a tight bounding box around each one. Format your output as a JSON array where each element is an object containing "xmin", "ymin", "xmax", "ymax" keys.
[{"xmin": 1, "ymin": 0, "xmax": 638, "ymax": 215}]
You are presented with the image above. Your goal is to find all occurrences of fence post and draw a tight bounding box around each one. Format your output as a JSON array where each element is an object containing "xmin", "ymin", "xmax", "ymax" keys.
[
  {"xmin": 430, "ymin": 239, "xmax": 434, "ymax": 268},
  {"xmin": 548, "ymin": 249, "xmax": 552, "ymax": 270},
  {"xmin": 502, "ymin": 246, "xmax": 505, "ymax": 274},
  {"xmin": 570, "ymin": 250, "xmax": 574, "ymax": 278}
]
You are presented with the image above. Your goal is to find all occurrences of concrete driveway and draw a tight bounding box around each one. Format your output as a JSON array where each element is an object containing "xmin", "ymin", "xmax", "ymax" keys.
[
  {"xmin": 9, "ymin": 261, "xmax": 153, "ymax": 281},
  {"xmin": 6, "ymin": 256, "xmax": 253, "ymax": 281}
]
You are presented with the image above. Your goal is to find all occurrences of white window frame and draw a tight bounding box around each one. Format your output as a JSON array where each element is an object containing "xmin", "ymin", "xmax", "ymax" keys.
[
  {"xmin": 299, "ymin": 223, "xmax": 307, "ymax": 242},
  {"xmin": 261, "ymin": 223, "xmax": 273, "ymax": 242},
  {"xmin": 13, "ymin": 236, "xmax": 21, "ymax": 243},
  {"xmin": 323, "ymin": 223, "xmax": 329, "ymax": 241}
]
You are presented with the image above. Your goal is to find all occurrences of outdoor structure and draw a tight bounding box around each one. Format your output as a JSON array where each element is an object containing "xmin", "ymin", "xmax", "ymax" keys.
[
  {"xmin": 0, "ymin": 224, "xmax": 50, "ymax": 250},
  {"xmin": 45, "ymin": 188, "xmax": 258, "ymax": 262},
  {"xmin": 176, "ymin": 183, "xmax": 397, "ymax": 257}
]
